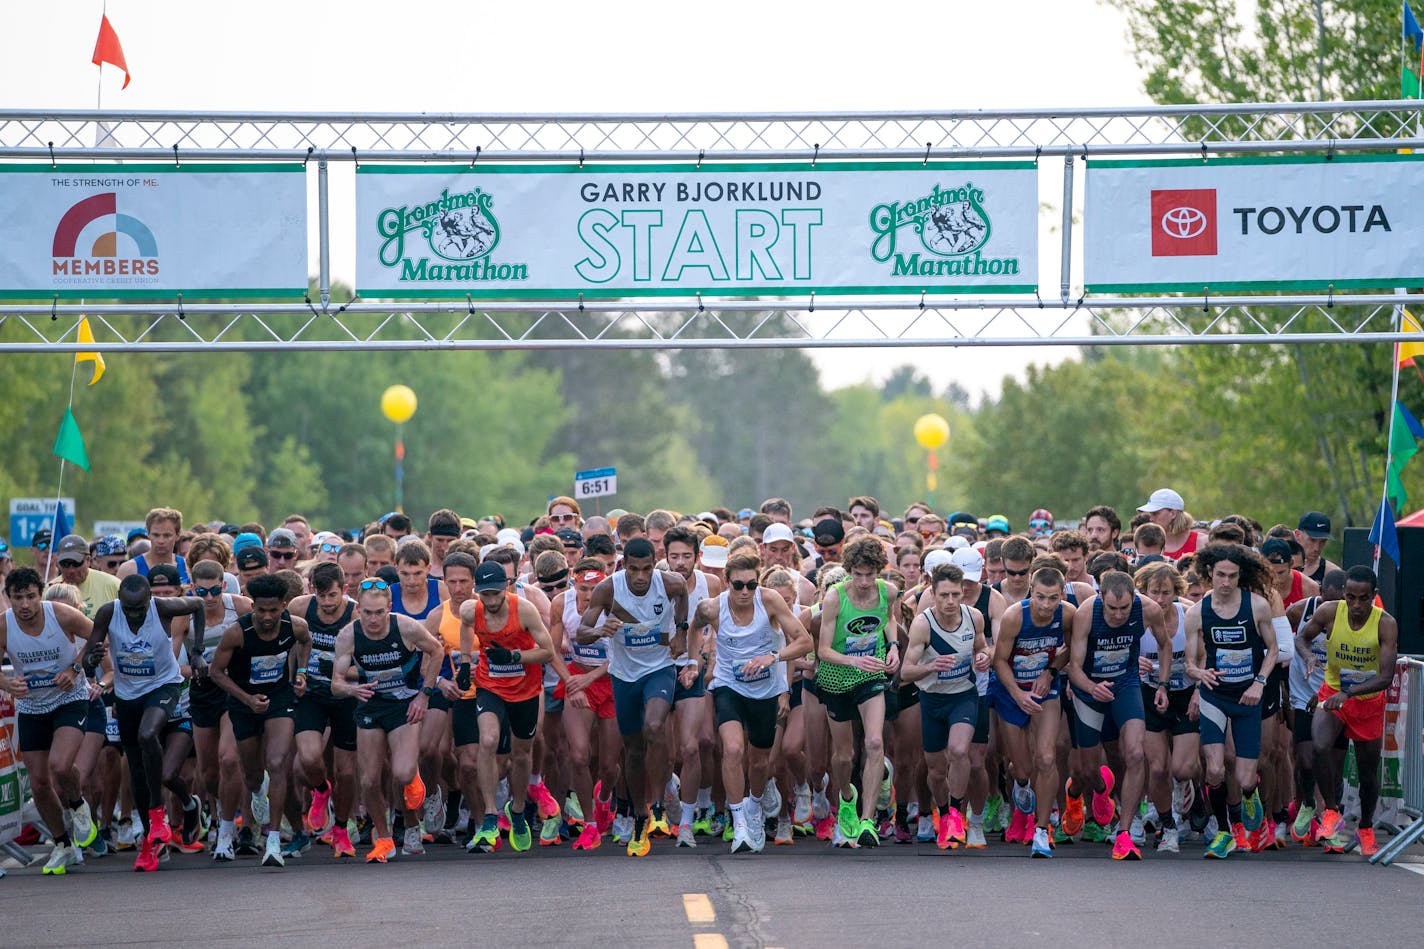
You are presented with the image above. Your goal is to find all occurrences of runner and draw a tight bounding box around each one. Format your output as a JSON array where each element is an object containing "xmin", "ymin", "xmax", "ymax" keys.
[
  {"xmin": 1137, "ymin": 489, "xmax": 1207, "ymax": 562},
  {"xmin": 1295, "ymin": 565, "xmax": 1398, "ymax": 857},
  {"xmin": 663, "ymin": 526, "xmax": 721, "ymax": 845},
  {"xmin": 206, "ymin": 574, "xmax": 312, "ymax": 868},
  {"xmin": 816, "ymin": 536, "xmax": 898, "ymax": 849},
  {"xmin": 117, "ymin": 508, "xmax": 190, "ymax": 586},
  {"xmin": 1286, "ymin": 569, "xmax": 1345, "ymax": 844},
  {"xmin": 990, "ymin": 566, "xmax": 1075, "ymax": 857},
  {"xmin": 1294, "ymin": 512, "xmax": 1340, "ymax": 587},
  {"xmin": 902, "ymin": 562, "xmax": 990, "ymax": 851},
  {"xmin": 0, "ymin": 567, "xmax": 99, "ymax": 875},
  {"xmin": 1066, "ymin": 569, "xmax": 1174, "ymax": 860},
  {"xmin": 52, "ymin": 534, "xmax": 119, "ymax": 618},
  {"xmin": 1259, "ymin": 536, "xmax": 1316, "ymax": 847},
  {"xmin": 78, "ymin": 575, "xmax": 206, "ymax": 871},
  {"xmin": 576, "ymin": 537, "xmax": 690, "ymax": 857},
  {"xmin": 1081, "ymin": 505, "xmax": 1122, "ymax": 554},
  {"xmin": 1184, "ymin": 543, "xmax": 1278, "ymax": 859},
  {"xmin": 696, "ymin": 551, "xmax": 811, "ymax": 853},
  {"xmin": 329, "ymin": 577, "xmax": 445, "ymax": 863}
]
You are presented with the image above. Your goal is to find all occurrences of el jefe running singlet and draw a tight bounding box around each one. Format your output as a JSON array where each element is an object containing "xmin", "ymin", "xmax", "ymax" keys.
[{"xmin": 1325, "ymin": 603, "xmax": 1382, "ymax": 694}]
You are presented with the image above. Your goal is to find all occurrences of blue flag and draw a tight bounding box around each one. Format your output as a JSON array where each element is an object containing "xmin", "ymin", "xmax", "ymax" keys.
[
  {"xmin": 1370, "ymin": 497, "xmax": 1401, "ymax": 567},
  {"xmin": 50, "ymin": 501, "xmax": 72, "ymax": 543}
]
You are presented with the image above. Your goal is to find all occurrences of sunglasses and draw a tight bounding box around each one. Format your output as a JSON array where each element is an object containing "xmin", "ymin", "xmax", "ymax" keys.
[
  {"xmin": 102, "ymin": 558, "xmax": 125, "ymax": 569},
  {"xmin": 815, "ymin": 544, "xmax": 841, "ymax": 555},
  {"xmin": 904, "ymin": 516, "xmax": 920, "ymax": 525},
  {"xmin": 1029, "ymin": 520, "xmax": 1052, "ymax": 530},
  {"xmin": 34, "ymin": 541, "xmax": 50, "ymax": 551},
  {"xmin": 319, "ymin": 543, "xmax": 341, "ymax": 554},
  {"xmin": 549, "ymin": 513, "xmax": 578, "ymax": 524},
  {"xmin": 194, "ymin": 585, "xmax": 224, "ymax": 597},
  {"xmin": 1004, "ymin": 567, "xmax": 1030, "ymax": 577},
  {"xmin": 359, "ymin": 579, "xmax": 389, "ymax": 591},
  {"xmin": 540, "ymin": 580, "xmax": 568, "ymax": 594},
  {"xmin": 269, "ymin": 549, "xmax": 297, "ymax": 561},
  {"xmin": 729, "ymin": 579, "xmax": 759, "ymax": 591}
]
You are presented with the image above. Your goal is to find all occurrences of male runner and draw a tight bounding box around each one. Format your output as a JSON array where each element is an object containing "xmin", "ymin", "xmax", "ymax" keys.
[
  {"xmin": 53, "ymin": 534, "xmax": 119, "ymax": 618},
  {"xmin": 1295, "ymin": 565, "xmax": 1398, "ymax": 856},
  {"xmin": 206, "ymin": 574, "xmax": 312, "ymax": 867},
  {"xmin": 117, "ymin": 508, "xmax": 190, "ymax": 585},
  {"xmin": 664, "ymin": 526, "xmax": 721, "ymax": 843},
  {"xmin": 0, "ymin": 567, "xmax": 99, "ymax": 874},
  {"xmin": 1184, "ymin": 544, "xmax": 1278, "ymax": 859},
  {"xmin": 577, "ymin": 537, "xmax": 690, "ymax": 857},
  {"xmin": 1081, "ymin": 505, "xmax": 1122, "ymax": 554},
  {"xmin": 330, "ymin": 578, "xmax": 445, "ymax": 863},
  {"xmin": 1285, "ymin": 569, "xmax": 1345, "ymax": 843},
  {"xmin": 421, "ymin": 551, "xmax": 476, "ymax": 847},
  {"xmin": 996, "ymin": 537, "xmax": 1035, "ymax": 604},
  {"xmin": 1294, "ymin": 512, "xmax": 1339, "ymax": 587}
]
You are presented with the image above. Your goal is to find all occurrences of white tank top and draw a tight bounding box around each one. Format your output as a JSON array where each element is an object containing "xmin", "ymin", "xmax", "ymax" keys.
[
  {"xmin": 566, "ymin": 590, "xmax": 609, "ymax": 667},
  {"xmin": 1138, "ymin": 602, "xmax": 1189, "ymax": 691},
  {"xmin": 709, "ymin": 590, "xmax": 787, "ymax": 699},
  {"xmin": 1290, "ymin": 596, "xmax": 1328, "ymax": 711},
  {"xmin": 108, "ymin": 599, "xmax": 183, "ymax": 700},
  {"xmin": 675, "ymin": 569, "xmax": 710, "ymax": 667},
  {"xmin": 197, "ymin": 595, "xmax": 240, "ymax": 663},
  {"xmin": 921, "ymin": 605, "xmax": 977, "ymax": 695},
  {"xmin": 5, "ymin": 603, "xmax": 88, "ymax": 714},
  {"xmin": 608, "ymin": 570, "xmax": 674, "ymax": 681}
]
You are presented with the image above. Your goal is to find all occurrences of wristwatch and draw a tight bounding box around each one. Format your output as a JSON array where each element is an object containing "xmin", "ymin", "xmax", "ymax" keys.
[
  {"xmin": 70, "ymin": 661, "xmax": 83, "ymax": 675},
  {"xmin": 1253, "ymin": 674, "xmax": 1268, "ymax": 685},
  {"xmin": 422, "ymin": 685, "xmax": 439, "ymax": 697}
]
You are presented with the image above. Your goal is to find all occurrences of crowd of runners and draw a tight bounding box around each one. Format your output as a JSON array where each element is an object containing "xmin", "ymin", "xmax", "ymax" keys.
[{"xmin": 0, "ymin": 488, "xmax": 1400, "ymax": 874}]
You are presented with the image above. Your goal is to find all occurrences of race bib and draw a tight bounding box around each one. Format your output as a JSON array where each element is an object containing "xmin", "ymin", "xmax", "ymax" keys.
[
  {"xmin": 1167, "ymin": 650, "xmax": 1188, "ymax": 691},
  {"xmin": 621, "ymin": 622, "xmax": 663, "ymax": 648},
  {"xmin": 307, "ymin": 651, "xmax": 335, "ymax": 681},
  {"xmin": 844, "ymin": 633, "xmax": 878, "ymax": 657},
  {"xmin": 938, "ymin": 657, "xmax": 970, "ymax": 682},
  {"xmin": 488, "ymin": 660, "xmax": 525, "ymax": 678},
  {"xmin": 574, "ymin": 641, "xmax": 608, "ymax": 663},
  {"xmin": 1091, "ymin": 647, "xmax": 1129, "ymax": 679},
  {"xmin": 250, "ymin": 652, "xmax": 288, "ymax": 685},
  {"xmin": 1012, "ymin": 652, "xmax": 1049, "ymax": 684},
  {"xmin": 117, "ymin": 648, "xmax": 156, "ymax": 679},
  {"xmin": 1339, "ymin": 667, "xmax": 1373, "ymax": 689},
  {"xmin": 733, "ymin": 660, "xmax": 772, "ymax": 683},
  {"xmin": 1215, "ymin": 648, "xmax": 1253, "ymax": 684},
  {"xmin": 369, "ymin": 667, "xmax": 407, "ymax": 693},
  {"xmin": 24, "ymin": 665, "xmax": 58, "ymax": 691},
  {"xmin": 104, "ymin": 706, "xmax": 119, "ymax": 742}
]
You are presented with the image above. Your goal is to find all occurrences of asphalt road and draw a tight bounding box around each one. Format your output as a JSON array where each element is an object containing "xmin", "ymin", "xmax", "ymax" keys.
[{"xmin": 5, "ymin": 835, "xmax": 1424, "ymax": 948}]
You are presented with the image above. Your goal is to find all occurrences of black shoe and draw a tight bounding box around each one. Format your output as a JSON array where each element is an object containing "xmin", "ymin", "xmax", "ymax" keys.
[
  {"xmin": 235, "ymin": 826, "xmax": 259, "ymax": 856},
  {"xmin": 182, "ymin": 798, "xmax": 201, "ymax": 844}
]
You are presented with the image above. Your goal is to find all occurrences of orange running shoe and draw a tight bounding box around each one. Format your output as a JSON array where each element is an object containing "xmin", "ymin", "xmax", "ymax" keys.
[
  {"xmin": 365, "ymin": 836, "xmax": 396, "ymax": 863},
  {"xmin": 1232, "ymin": 822, "xmax": 1249, "ymax": 852},
  {"xmin": 1357, "ymin": 827, "xmax": 1378, "ymax": 857},
  {"xmin": 1062, "ymin": 792, "xmax": 1085, "ymax": 837},
  {"xmin": 403, "ymin": 774, "xmax": 426, "ymax": 812},
  {"xmin": 1315, "ymin": 808, "xmax": 1343, "ymax": 843}
]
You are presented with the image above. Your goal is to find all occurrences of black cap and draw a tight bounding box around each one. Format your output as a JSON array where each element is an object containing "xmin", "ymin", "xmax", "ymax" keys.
[
  {"xmin": 555, "ymin": 528, "xmax": 583, "ymax": 546},
  {"xmin": 236, "ymin": 547, "xmax": 269, "ymax": 570},
  {"xmin": 474, "ymin": 561, "xmax": 509, "ymax": 592},
  {"xmin": 813, "ymin": 518, "xmax": 845, "ymax": 546},
  {"xmin": 1261, "ymin": 538, "xmax": 1293, "ymax": 561},
  {"xmin": 1297, "ymin": 511, "xmax": 1330, "ymax": 539},
  {"xmin": 32, "ymin": 528, "xmax": 53, "ymax": 550},
  {"xmin": 148, "ymin": 563, "xmax": 182, "ymax": 588}
]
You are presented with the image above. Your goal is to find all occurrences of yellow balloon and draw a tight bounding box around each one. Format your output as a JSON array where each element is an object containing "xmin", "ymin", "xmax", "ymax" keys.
[
  {"xmin": 381, "ymin": 384, "xmax": 418, "ymax": 424},
  {"xmin": 914, "ymin": 413, "xmax": 950, "ymax": 450}
]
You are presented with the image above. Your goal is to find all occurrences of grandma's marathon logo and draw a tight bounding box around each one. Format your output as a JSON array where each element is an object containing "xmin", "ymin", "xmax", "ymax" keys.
[
  {"xmin": 869, "ymin": 182, "xmax": 1019, "ymax": 278},
  {"xmin": 51, "ymin": 191, "xmax": 161, "ymax": 285},
  {"xmin": 376, "ymin": 187, "xmax": 528, "ymax": 283}
]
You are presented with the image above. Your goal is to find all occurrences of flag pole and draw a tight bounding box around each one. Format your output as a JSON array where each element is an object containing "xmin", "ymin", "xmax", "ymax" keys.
[{"xmin": 48, "ymin": 356, "xmax": 82, "ymax": 583}]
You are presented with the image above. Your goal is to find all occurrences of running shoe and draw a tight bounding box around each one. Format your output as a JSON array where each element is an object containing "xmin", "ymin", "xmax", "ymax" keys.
[
  {"xmin": 1321, "ymin": 831, "xmax": 1349, "ymax": 854},
  {"xmin": 133, "ymin": 837, "xmax": 158, "ymax": 872},
  {"xmin": 1291, "ymin": 804, "xmax": 1317, "ymax": 842},
  {"xmin": 467, "ymin": 814, "xmax": 500, "ymax": 853},
  {"xmin": 1004, "ymin": 808, "xmax": 1029, "ymax": 844},
  {"xmin": 594, "ymin": 796, "xmax": 616, "ymax": 835},
  {"xmin": 876, "ymin": 812, "xmax": 896, "ymax": 840},
  {"xmin": 857, "ymin": 818, "xmax": 880, "ymax": 848},
  {"xmin": 1315, "ymin": 808, "xmax": 1343, "ymax": 843},
  {"xmin": 723, "ymin": 813, "xmax": 736, "ymax": 842},
  {"xmin": 236, "ymin": 824, "xmax": 259, "ymax": 856},
  {"xmin": 262, "ymin": 831, "xmax": 285, "ymax": 867},
  {"xmin": 763, "ymin": 778, "xmax": 782, "ymax": 821},
  {"xmin": 813, "ymin": 814, "xmax": 834, "ymax": 840},
  {"xmin": 308, "ymin": 782, "xmax": 333, "ymax": 834},
  {"xmin": 113, "ymin": 817, "xmax": 138, "ymax": 851},
  {"xmin": 1245, "ymin": 821, "xmax": 1271, "ymax": 852},
  {"xmin": 403, "ymin": 773, "xmax": 426, "ymax": 812},
  {"xmin": 507, "ymin": 803, "xmax": 532, "ymax": 852},
  {"xmin": 147, "ymin": 806, "xmax": 173, "ymax": 846},
  {"xmin": 943, "ymin": 806, "xmax": 968, "ymax": 848},
  {"xmin": 331, "ymin": 826, "xmax": 356, "ymax": 859},
  {"xmin": 1157, "ymin": 827, "xmax": 1180, "ymax": 853},
  {"xmin": 794, "ymin": 783, "xmax": 813, "ymax": 825},
  {"xmin": 966, "ymin": 822, "xmax": 987, "ymax": 849},
  {"xmin": 1031, "ymin": 826, "xmax": 1054, "ymax": 858},
  {"xmin": 1081, "ymin": 820, "xmax": 1109, "ymax": 844},
  {"xmin": 774, "ymin": 817, "xmax": 794, "ymax": 846},
  {"xmin": 677, "ymin": 819, "xmax": 698, "ymax": 847},
  {"xmin": 402, "ymin": 825, "xmax": 426, "ymax": 855},
  {"xmin": 540, "ymin": 818, "xmax": 561, "ymax": 847},
  {"xmin": 365, "ymin": 837, "xmax": 396, "ymax": 864},
  {"xmin": 1356, "ymin": 827, "xmax": 1379, "ymax": 857},
  {"xmin": 564, "ymin": 792, "xmax": 585, "ymax": 825},
  {"xmin": 1142, "ymin": 802, "xmax": 1160, "ymax": 837},
  {"xmin": 1091, "ymin": 767, "xmax": 1116, "ymax": 827},
  {"xmin": 836, "ymin": 787, "xmax": 861, "ymax": 842},
  {"xmin": 646, "ymin": 803, "xmax": 672, "ymax": 839},
  {"xmin": 573, "ymin": 823, "xmax": 602, "ymax": 851},
  {"xmin": 422, "ymin": 784, "xmax": 445, "ymax": 832},
  {"xmin": 877, "ymin": 758, "xmax": 894, "ymax": 811},
  {"xmin": 692, "ymin": 807, "xmax": 713, "ymax": 837},
  {"xmin": 893, "ymin": 821, "xmax": 914, "ymax": 844},
  {"xmin": 982, "ymin": 795, "xmax": 1003, "ymax": 833},
  {"xmin": 917, "ymin": 815, "xmax": 936, "ymax": 843},
  {"xmin": 1172, "ymin": 778, "xmax": 1194, "ymax": 818},
  {"xmin": 1129, "ymin": 813, "xmax": 1146, "ymax": 846},
  {"xmin": 1062, "ymin": 791, "xmax": 1085, "ymax": 837},
  {"xmin": 747, "ymin": 802, "xmax": 767, "ymax": 852},
  {"xmin": 281, "ymin": 832, "xmax": 311, "ymax": 857},
  {"xmin": 812, "ymin": 785, "xmax": 831, "ymax": 821},
  {"xmin": 42, "ymin": 842, "xmax": 77, "ymax": 875},
  {"xmin": 497, "ymin": 810, "xmax": 512, "ymax": 832},
  {"xmin": 1241, "ymin": 788, "xmax": 1264, "ymax": 832},
  {"xmin": 529, "ymin": 781, "xmax": 560, "ymax": 821},
  {"xmin": 1232, "ymin": 822, "xmax": 1249, "ymax": 852},
  {"xmin": 831, "ymin": 821, "xmax": 854, "ymax": 848},
  {"xmin": 250, "ymin": 773, "xmax": 271, "ymax": 826},
  {"xmin": 1274, "ymin": 822, "xmax": 1290, "ymax": 849},
  {"xmin": 179, "ymin": 797, "xmax": 202, "ymax": 847},
  {"xmin": 935, "ymin": 809, "xmax": 954, "ymax": 850},
  {"xmin": 213, "ymin": 825, "xmax": 236, "ymax": 861},
  {"xmin": 627, "ymin": 816, "xmax": 651, "ymax": 857},
  {"xmin": 1053, "ymin": 825, "xmax": 1075, "ymax": 846},
  {"xmin": 730, "ymin": 817, "xmax": 753, "ymax": 855},
  {"xmin": 70, "ymin": 800, "xmax": 98, "ymax": 849},
  {"xmin": 611, "ymin": 814, "xmax": 634, "ymax": 844},
  {"xmin": 1110, "ymin": 830, "xmax": 1141, "ymax": 861},
  {"xmin": 1204, "ymin": 830, "xmax": 1236, "ymax": 859},
  {"xmin": 1012, "ymin": 781, "xmax": 1035, "ymax": 816}
]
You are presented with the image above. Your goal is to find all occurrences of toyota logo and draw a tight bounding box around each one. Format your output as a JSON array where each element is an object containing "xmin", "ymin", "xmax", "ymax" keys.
[{"xmin": 1161, "ymin": 206, "xmax": 1207, "ymax": 239}]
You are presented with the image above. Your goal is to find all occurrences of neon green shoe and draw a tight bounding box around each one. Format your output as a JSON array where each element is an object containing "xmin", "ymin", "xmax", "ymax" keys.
[
  {"xmin": 1204, "ymin": 830, "xmax": 1237, "ymax": 859},
  {"xmin": 983, "ymin": 794, "xmax": 1004, "ymax": 833},
  {"xmin": 1081, "ymin": 819, "xmax": 1109, "ymax": 843},
  {"xmin": 564, "ymin": 793, "xmax": 585, "ymax": 825},
  {"xmin": 1241, "ymin": 788, "xmax": 1263, "ymax": 832},
  {"xmin": 836, "ymin": 787, "xmax": 861, "ymax": 842},
  {"xmin": 857, "ymin": 818, "xmax": 880, "ymax": 848},
  {"xmin": 1291, "ymin": 804, "xmax": 1316, "ymax": 842},
  {"xmin": 692, "ymin": 808, "xmax": 713, "ymax": 836},
  {"xmin": 506, "ymin": 802, "xmax": 532, "ymax": 852},
  {"xmin": 722, "ymin": 813, "xmax": 736, "ymax": 842}
]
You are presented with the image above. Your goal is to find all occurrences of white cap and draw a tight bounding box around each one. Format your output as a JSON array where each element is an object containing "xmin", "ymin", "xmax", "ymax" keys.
[
  {"xmin": 762, "ymin": 523, "xmax": 796, "ymax": 545},
  {"xmin": 950, "ymin": 546, "xmax": 984, "ymax": 582},
  {"xmin": 923, "ymin": 549, "xmax": 955, "ymax": 572},
  {"xmin": 496, "ymin": 528, "xmax": 523, "ymax": 546},
  {"xmin": 1137, "ymin": 488, "xmax": 1185, "ymax": 513},
  {"xmin": 700, "ymin": 543, "xmax": 728, "ymax": 568},
  {"xmin": 946, "ymin": 535, "xmax": 970, "ymax": 550}
]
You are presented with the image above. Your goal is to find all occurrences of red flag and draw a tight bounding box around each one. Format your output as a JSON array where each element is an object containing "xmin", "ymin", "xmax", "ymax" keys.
[{"xmin": 92, "ymin": 15, "xmax": 131, "ymax": 89}]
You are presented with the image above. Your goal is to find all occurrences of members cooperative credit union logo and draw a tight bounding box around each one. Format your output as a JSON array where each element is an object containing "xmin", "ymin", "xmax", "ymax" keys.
[
  {"xmin": 1150, "ymin": 188, "xmax": 1217, "ymax": 257},
  {"xmin": 52, "ymin": 192, "xmax": 161, "ymax": 278}
]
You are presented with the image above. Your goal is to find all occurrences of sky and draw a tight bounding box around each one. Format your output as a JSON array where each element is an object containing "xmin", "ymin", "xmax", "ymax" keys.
[{"xmin": 1, "ymin": 0, "xmax": 1154, "ymax": 399}]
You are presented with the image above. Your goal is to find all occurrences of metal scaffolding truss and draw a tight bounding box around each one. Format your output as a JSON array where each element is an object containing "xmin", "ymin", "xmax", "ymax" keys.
[{"xmin": 1, "ymin": 101, "xmax": 1421, "ymax": 352}]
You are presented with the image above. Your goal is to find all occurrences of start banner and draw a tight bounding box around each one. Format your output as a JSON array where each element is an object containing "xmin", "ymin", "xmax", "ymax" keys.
[
  {"xmin": 356, "ymin": 161, "xmax": 1038, "ymax": 299},
  {"xmin": 1084, "ymin": 154, "xmax": 1424, "ymax": 293},
  {"xmin": 0, "ymin": 164, "xmax": 307, "ymax": 299}
]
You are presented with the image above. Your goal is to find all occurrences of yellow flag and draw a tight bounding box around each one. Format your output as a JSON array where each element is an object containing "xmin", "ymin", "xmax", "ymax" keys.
[{"xmin": 76, "ymin": 317, "xmax": 106, "ymax": 385}]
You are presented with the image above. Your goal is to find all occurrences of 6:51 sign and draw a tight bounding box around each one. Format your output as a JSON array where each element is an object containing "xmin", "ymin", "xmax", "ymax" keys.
[{"xmin": 574, "ymin": 467, "xmax": 617, "ymax": 499}]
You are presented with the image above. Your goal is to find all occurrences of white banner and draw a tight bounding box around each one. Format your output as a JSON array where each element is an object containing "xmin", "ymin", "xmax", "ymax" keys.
[
  {"xmin": 1084, "ymin": 154, "xmax": 1424, "ymax": 292},
  {"xmin": 356, "ymin": 161, "xmax": 1038, "ymax": 298},
  {"xmin": 0, "ymin": 164, "xmax": 307, "ymax": 298}
]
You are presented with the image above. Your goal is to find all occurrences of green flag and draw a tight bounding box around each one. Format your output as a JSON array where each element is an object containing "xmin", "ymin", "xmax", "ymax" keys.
[
  {"xmin": 53, "ymin": 406, "xmax": 90, "ymax": 472},
  {"xmin": 1388, "ymin": 400, "xmax": 1424, "ymax": 510}
]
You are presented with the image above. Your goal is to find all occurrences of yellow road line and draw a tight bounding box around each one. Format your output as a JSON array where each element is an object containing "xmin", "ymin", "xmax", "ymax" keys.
[
  {"xmin": 693, "ymin": 935, "xmax": 729, "ymax": 949},
  {"xmin": 682, "ymin": 893, "xmax": 716, "ymax": 924}
]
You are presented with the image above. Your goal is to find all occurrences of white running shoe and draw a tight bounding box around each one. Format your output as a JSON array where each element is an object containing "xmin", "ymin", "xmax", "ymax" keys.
[
  {"xmin": 730, "ymin": 818, "xmax": 754, "ymax": 854},
  {"xmin": 1157, "ymin": 827, "xmax": 1180, "ymax": 853},
  {"xmin": 70, "ymin": 800, "xmax": 98, "ymax": 849},
  {"xmin": 664, "ymin": 774, "xmax": 681, "ymax": 813},
  {"xmin": 495, "ymin": 777, "xmax": 511, "ymax": 814},
  {"xmin": 967, "ymin": 824, "xmax": 987, "ymax": 849},
  {"xmin": 402, "ymin": 826, "xmax": 425, "ymax": 855},
  {"xmin": 831, "ymin": 821, "xmax": 852, "ymax": 848},
  {"xmin": 1143, "ymin": 802, "xmax": 1161, "ymax": 835},
  {"xmin": 423, "ymin": 785, "xmax": 444, "ymax": 831},
  {"xmin": 746, "ymin": 802, "xmax": 767, "ymax": 852},
  {"xmin": 916, "ymin": 815, "xmax": 936, "ymax": 842},
  {"xmin": 775, "ymin": 817, "xmax": 794, "ymax": 845},
  {"xmin": 213, "ymin": 825, "xmax": 236, "ymax": 861},
  {"xmin": 611, "ymin": 814, "xmax": 633, "ymax": 844},
  {"xmin": 261, "ymin": 831, "xmax": 284, "ymax": 867},
  {"xmin": 762, "ymin": 778, "xmax": 782, "ymax": 820},
  {"xmin": 794, "ymin": 783, "xmax": 812, "ymax": 824},
  {"xmin": 1172, "ymin": 779, "xmax": 1194, "ymax": 817},
  {"xmin": 677, "ymin": 822, "xmax": 697, "ymax": 848},
  {"xmin": 250, "ymin": 773, "xmax": 271, "ymax": 827},
  {"xmin": 877, "ymin": 758, "xmax": 895, "ymax": 811},
  {"xmin": 812, "ymin": 788, "xmax": 831, "ymax": 821},
  {"xmin": 42, "ymin": 842, "xmax": 76, "ymax": 875},
  {"xmin": 1129, "ymin": 813, "xmax": 1146, "ymax": 846}
]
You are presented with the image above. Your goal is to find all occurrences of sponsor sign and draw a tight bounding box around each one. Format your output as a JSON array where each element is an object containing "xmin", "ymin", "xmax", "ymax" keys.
[
  {"xmin": 1085, "ymin": 154, "xmax": 1424, "ymax": 292},
  {"xmin": 356, "ymin": 162, "xmax": 1037, "ymax": 298},
  {"xmin": 0, "ymin": 164, "xmax": 307, "ymax": 298}
]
